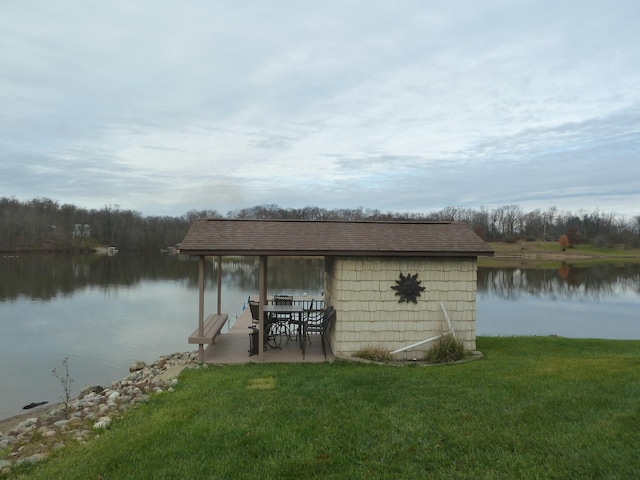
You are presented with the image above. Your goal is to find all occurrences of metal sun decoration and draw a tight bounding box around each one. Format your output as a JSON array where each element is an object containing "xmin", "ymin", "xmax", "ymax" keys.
[{"xmin": 391, "ymin": 272, "xmax": 425, "ymax": 303}]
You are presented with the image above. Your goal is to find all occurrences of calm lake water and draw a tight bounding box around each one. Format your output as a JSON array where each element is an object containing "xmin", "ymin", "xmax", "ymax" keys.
[{"xmin": 1, "ymin": 253, "xmax": 639, "ymax": 420}]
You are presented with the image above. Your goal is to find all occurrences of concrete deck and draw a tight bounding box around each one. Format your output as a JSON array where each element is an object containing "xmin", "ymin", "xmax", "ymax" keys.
[{"xmin": 200, "ymin": 307, "xmax": 334, "ymax": 364}]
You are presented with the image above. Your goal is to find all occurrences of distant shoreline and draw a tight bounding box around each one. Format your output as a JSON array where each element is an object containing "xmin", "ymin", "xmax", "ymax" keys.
[
  {"xmin": 482, "ymin": 241, "xmax": 640, "ymax": 267},
  {"xmin": 0, "ymin": 247, "xmax": 96, "ymax": 254}
]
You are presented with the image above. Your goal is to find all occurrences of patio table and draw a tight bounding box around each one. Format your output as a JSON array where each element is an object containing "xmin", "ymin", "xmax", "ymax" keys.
[{"xmin": 264, "ymin": 304, "xmax": 305, "ymax": 346}]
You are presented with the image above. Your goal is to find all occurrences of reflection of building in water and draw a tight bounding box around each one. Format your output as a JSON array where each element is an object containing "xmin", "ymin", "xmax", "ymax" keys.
[
  {"xmin": 71, "ymin": 257, "xmax": 92, "ymax": 280},
  {"xmin": 216, "ymin": 259, "xmax": 259, "ymax": 291},
  {"xmin": 222, "ymin": 259, "xmax": 258, "ymax": 274},
  {"xmin": 72, "ymin": 224, "xmax": 91, "ymax": 238}
]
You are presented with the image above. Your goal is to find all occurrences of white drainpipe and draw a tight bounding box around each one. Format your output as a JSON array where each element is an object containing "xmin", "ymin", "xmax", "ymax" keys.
[
  {"xmin": 440, "ymin": 302, "xmax": 457, "ymax": 340},
  {"xmin": 390, "ymin": 303, "xmax": 456, "ymax": 355}
]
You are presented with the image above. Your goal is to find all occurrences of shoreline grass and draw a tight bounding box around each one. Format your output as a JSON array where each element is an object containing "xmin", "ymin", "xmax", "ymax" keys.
[
  {"xmin": 8, "ymin": 336, "xmax": 640, "ymax": 479},
  {"xmin": 481, "ymin": 241, "xmax": 640, "ymax": 268}
]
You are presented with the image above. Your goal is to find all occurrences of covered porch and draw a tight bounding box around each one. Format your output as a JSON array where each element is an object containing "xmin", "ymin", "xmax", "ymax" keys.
[{"xmin": 197, "ymin": 302, "xmax": 333, "ymax": 363}]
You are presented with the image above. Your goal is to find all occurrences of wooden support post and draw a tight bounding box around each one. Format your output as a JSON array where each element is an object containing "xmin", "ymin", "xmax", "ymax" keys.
[
  {"xmin": 198, "ymin": 255, "xmax": 205, "ymax": 363},
  {"xmin": 216, "ymin": 255, "xmax": 222, "ymax": 315},
  {"xmin": 258, "ymin": 255, "xmax": 268, "ymax": 360}
]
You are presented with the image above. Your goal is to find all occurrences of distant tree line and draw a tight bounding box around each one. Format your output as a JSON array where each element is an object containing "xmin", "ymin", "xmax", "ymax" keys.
[
  {"xmin": 0, "ymin": 197, "xmax": 191, "ymax": 252},
  {"xmin": 1, "ymin": 197, "xmax": 639, "ymax": 252}
]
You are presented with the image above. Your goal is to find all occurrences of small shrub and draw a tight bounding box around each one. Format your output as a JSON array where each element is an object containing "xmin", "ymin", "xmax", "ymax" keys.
[
  {"xmin": 425, "ymin": 336, "xmax": 467, "ymax": 364},
  {"xmin": 52, "ymin": 357, "xmax": 73, "ymax": 418},
  {"xmin": 558, "ymin": 234, "xmax": 569, "ymax": 251},
  {"xmin": 353, "ymin": 345, "xmax": 392, "ymax": 363}
]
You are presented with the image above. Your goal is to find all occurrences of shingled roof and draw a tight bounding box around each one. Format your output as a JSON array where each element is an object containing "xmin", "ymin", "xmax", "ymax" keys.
[{"xmin": 179, "ymin": 219, "xmax": 494, "ymax": 257}]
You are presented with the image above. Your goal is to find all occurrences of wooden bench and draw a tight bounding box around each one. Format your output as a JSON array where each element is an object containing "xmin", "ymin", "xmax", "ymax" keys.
[{"xmin": 188, "ymin": 313, "xmax": 229, "ymax": 344}]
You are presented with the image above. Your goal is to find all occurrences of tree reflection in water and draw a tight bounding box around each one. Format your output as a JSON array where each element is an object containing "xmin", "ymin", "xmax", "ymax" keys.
[
  {"xmin": 0, "ymin": 254, "xmax": 325, "ymax": 302},
  {"xmin": 477, "ymin": 264, "xmax": 640, "ymax": 301},
  {"xmin": 477, "ymin": 263, "xmax": 640, "ymax": 340}
]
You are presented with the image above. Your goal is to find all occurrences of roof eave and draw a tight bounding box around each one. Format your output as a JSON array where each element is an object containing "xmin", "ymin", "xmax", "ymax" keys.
[{"xmin": 179, "ymin": 249, "xmax": 494, "ymax": 257}]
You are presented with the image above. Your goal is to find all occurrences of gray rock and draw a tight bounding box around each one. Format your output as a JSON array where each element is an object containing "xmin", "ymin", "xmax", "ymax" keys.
[
  {"xmin": 132, "ymin": 394, "xmax": 150, "ymax": 404},
  {"xmin": 93, "ymin": 416, "xmax": 111, "ymax": 430},
  {"xmin": 50, "ymin": 405, "xmax": 67, "ymax": 417},
  {"xmin": 3, "ymin": 350, "xmax": 199, "ymax": 466},
  {"xmin": 0, "ymin": 435, "xmax": 16, "ymax": 448},
  {"xmin": 79, "ymin": 385, "xmax": 104, "ymax": 398},
  {"xmin": 129, "ymin": 360, "xmax": 146, "ymax": 372},
  {"xmin": 16, "ymin": 452, "xmax": 47, "ymax": 465},
  {"xmin": 15, "ymin": 418, "xmax": 38, "ymax": 431}
]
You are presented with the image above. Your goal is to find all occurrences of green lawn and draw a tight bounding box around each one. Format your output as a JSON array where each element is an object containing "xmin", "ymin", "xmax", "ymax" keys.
[{"xmin": 10, "ymin": 337, "xmax": 640, "ymax": 479}]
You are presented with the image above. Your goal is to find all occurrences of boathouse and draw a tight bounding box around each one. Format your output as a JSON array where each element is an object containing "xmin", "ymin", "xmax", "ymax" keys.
[{"xmin": 179, "ymin": 219, "xmax": 493, "ymax": 361}]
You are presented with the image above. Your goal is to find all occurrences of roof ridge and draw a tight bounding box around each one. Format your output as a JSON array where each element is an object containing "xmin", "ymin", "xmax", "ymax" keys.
[
  {"xmin": 203, "ymin": 218, "xmax": 453, "ymax": 225},
  {"xmin": 181, "ymin": 219, "xmax": 494, "ymax": 257}
]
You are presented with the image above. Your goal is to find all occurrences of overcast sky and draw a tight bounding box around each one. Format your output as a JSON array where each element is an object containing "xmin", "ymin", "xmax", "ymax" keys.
[{"xmin": 1, "ymin": 1, "xmax": 639, "ymax": 218}]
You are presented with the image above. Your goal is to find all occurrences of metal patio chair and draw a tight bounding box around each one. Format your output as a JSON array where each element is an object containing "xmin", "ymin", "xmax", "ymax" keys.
[
  {"xmin": 302, "ymin": 306, "xmax": 335, "ymax": 359},
  {"xmin": 248, "ymin": 299, "xmax": 281, "ymax": 349}
]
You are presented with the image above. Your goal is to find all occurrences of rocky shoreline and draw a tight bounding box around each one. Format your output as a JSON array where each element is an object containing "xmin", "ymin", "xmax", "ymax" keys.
[{"xmin": 0, "ymin": 351, "xmax": 202, "ymax": 476}]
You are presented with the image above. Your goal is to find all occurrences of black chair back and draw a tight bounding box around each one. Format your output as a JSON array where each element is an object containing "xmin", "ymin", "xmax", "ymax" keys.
[
  {"xmin": 273, "ymin": 295, "xmax": 293, "ymax": 306},
  {"xmin": 248, "ymin": 300, "xmax": 260, "ymax": 323}
]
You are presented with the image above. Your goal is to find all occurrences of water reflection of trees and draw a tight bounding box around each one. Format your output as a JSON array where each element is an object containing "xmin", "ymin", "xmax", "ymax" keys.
[
  {"xmin": 0, "ymin": 253, "xmax": 201, "ymax": 301},
  {"xmin": 204, "ymin": 257, "xmax": 324, "ymax": 294},
  {"xmin": 478, "ymin": 264, "xmax": 640, "ymax": 301},
  {"xmin": 0, "ymin": 254, "xmax": 324, "ymax": 301},
  {"xmin": 4, "ymin": 254, "xmax": 637, "ymax": 303}
]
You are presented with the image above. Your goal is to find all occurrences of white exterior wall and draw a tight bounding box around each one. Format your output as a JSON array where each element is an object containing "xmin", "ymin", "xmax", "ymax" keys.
[{"xmin": 324, "ymin": 256, "xmax": 477, "ymax": 359}]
